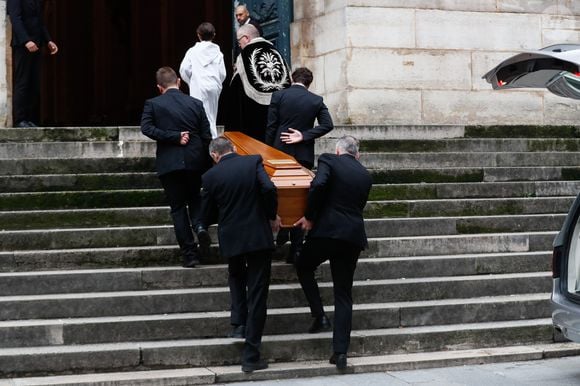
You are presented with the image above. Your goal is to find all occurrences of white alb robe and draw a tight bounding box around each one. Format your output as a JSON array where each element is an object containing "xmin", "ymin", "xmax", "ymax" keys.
[{"xmin": 179, "ymin": 41, "xmax": 226, "ymax": 138}]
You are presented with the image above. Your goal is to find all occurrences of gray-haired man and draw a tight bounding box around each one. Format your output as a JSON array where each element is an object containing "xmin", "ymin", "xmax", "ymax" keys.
[{"xmin": 293, "ymin": 136, "xmax": 372, "ymax": 370}]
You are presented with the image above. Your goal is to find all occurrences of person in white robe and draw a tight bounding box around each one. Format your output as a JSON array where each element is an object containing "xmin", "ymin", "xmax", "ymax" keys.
[{"xmin": 180, "ymin": 22, "xmax": 226, "ymax": 138}]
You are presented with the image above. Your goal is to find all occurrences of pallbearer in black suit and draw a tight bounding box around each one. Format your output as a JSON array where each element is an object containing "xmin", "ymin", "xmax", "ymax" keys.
[
  {"xmin": 8, "ymin": 0, "xmax": 58, "ymax": 128},
  {"xmin": 294, "ymin": 136, "xmax": 372, "ymax": 370},
  {"xmin": 140, "ymin": 67, "xmax": 212, "ymax": 268},
  {"xmin": 266, "ymin": 67, "xmax": 334, "ymax": 263},
  {"xmin": 200, "ymin": 137, "xmax": 281, "ymax": 373}
]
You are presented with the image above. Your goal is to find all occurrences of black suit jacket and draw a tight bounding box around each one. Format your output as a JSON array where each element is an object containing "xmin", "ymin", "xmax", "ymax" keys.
[
  {"xmin": 201, "ymin": 153, "xmax": 277, "ymax": 258},
  {"xmin": 8, "ymin": 0, "xmax": 51, "ymax": 47},
  {"xmin": 266, "ymin": 85, "xmax": 333, "ymax": 166},
  {"xmin": 305, "ymin": 153, "xmax": 372, "ymax": 250},
  {"xmin": 140, "ymin": 88, "xmax": 212, "ymax": 177}
]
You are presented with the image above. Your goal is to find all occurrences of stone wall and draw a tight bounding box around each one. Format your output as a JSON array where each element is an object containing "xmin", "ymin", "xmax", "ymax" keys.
[{"xmin": 291, "ymin": 0, "xmax": 580, "ymax": 125}]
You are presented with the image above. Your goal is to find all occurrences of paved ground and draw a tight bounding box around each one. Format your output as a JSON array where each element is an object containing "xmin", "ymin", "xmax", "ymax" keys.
[{"xmin": 227, "ymin": 356, "xmax": 580, "ymax": 385}]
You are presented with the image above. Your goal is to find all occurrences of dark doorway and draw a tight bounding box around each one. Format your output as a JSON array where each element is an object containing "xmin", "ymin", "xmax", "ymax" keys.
[{"xmin": 41, "ymin": 0, "xmax": 233, "ymax": 126}]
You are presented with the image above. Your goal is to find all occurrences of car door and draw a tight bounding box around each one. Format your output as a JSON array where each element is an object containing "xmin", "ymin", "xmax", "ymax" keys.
[{"xmin": 552, "ymin": 192, "xmax": 580, "ymax": 343}]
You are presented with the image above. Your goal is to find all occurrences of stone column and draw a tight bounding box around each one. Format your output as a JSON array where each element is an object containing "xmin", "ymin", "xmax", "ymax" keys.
[{"xmin": 0, "ymin": 0, "xmax": 10, "ymax": 127}]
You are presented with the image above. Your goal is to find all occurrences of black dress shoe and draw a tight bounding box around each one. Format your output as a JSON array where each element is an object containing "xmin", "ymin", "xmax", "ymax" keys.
[
  {"xmin": 195, "ymin": 226, "xmax": 211, "ymax": 257},
  {"xmin": 182, "ymin": 256, "xmax": 200, "ymax": 268},
  {"xmin": 241, "ymin": 359, "xmax": 268, "ymax": 373},
  {"xmin": 308, "ymin": 314, "xmax": 331, "ymax": 333},
  {"xmin": 15, "ymin": 121, "xmax": 31, "ymax": 128},
  {"xmin": 228, "ymin": 324, "xmax": 246, "ymax": 339},
  {"xmin": 329, "ymin": 353, "xmax": 347, "ymax": 370}
]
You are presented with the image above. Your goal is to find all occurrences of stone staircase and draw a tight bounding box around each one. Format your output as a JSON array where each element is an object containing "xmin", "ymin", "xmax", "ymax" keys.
[{"xmin": 1, "ymin": 125, "xmax": 580, "ymax": 385}]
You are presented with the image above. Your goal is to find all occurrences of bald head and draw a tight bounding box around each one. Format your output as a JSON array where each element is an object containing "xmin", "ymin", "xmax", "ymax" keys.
[{"xmin": 235, "ymin": 5, "xmax": 250, "ymax": 26}]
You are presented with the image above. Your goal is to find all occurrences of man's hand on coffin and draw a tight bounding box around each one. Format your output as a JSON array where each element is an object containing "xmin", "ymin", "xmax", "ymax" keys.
[{"xmin": 294, "ymin": 216, "xmax": 312, "ymax": 231}]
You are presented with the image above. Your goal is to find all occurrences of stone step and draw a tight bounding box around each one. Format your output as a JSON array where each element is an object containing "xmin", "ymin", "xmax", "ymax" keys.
[
  {"xmin": 0, "ymin": 125, "xmax": 578, "ymax": 145},
  {"xmin": 0, "ymin": 127, "xmax": 123, "ymax": 143},
  {"xmin": 0, "ymin": 219, "xmax": 558, "ymax": 251},
  {"xmin": 0, "ymin": 207, "xmax": 169, "ymax": 230},
  {"xmin": 4, "ymin": 140, "xmax": 580, "ymax": 169},
  {"xmin": 362, "ymin": 152, "xmax": 580, "ymax": 169},
  {"xmin": 3, "ymin": 157, "xmax": 580, "ymax": 184},
  {"xmin": 371, "ymin": 166, "xmax": 580, "ymax": 184},
  {"xmin": 5, "ymin": 342, "xmax": 580, "ymax": 385},
  {"xmin": 0, "ymin": 172, "xmax": 159, "ymax": 193},
  {"xmin": 0, "ymin": 319, "xmax": 554, "ymax": 378},
  {"xmin": 0, "ymin": 199, "xmax": 566, "ymax": 234},
  {"xmin": 0, "ymin": 245, "xmax": 183, "ymax": 272},
  {"xmin": 367, "ymin": 214, "xmax": 565, "ymax": 237},
  {"xmin": 0, "ymin": 252, "xmax": 550, "ymax": 295},
  {"xmin": 368, "ymin": 196, "xmax": 574, "ymax": 218},
  {"xmin": 368, "ymin": 231, "xmax": 555, "ymax": 257},
  {"xmin": 0, "ymin": 294, "xmax": 550, "ymax": 348},
  {"xmin": 0, "ymin": 125, "xmax": 466, "ymax": 144},
  {"xmin": 324, "ymin": 138, "xmax": 580, "ymax": 154},
  {"xmin": 371, "ymin": 181, "xmax": 580, "ymax": 200},
  {"xmin": 0, "ymin": 142, "xmax": 154, "ymax": 160},
  {"xmin": 5, "ymin": 138, "xmax": 580, "ymax": 162},
  {"xmin": 0, "ymin": 157, "xmax": 155, "ymax": 176},
  {"xmin": 3, "ymin": 173, "xmax": 580, "ymax": 198},
  {"xmin": 0, "ymin": 232, "xmax": 556, "ymax": 268},
  {"xmin": 0, "ymin": 189, "xmax": 166, "ymax": 210},
  {"xmin": 464, "ymin": 125, "xmax": 580, "ymax": 138},
  {"xmin": 0, "ymin": 272, "xmax": 550, "ymax": 320},
  {"xmin": 118, "ymin": 125, "xmax": 580, "ymax": 140},
  {"xmin": 0, "ymin": 187, "xmax": 573, "ymax": 214}
]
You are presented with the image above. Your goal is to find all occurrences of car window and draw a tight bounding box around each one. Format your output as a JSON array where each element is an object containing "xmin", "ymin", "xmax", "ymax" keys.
[{"xmin": 568, "ymin": 216, "xmax": 580, "ymax": 294}]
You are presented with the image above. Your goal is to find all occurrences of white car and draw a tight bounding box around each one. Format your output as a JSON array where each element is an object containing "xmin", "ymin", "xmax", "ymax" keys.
[
  {"xmin": 552, "ymin": 194, "xmax": 580, "ymax": 343},
  {"xmin": 483, "ymin": 44, "xmax": 580, "ymax": 99},
  {"xmin": 485, "ymin": 44, "xmax": 580, "ymax": 342}
]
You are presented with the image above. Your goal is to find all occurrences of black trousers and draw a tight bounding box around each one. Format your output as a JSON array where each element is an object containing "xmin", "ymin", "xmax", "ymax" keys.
[
  {"xmin": 228, "ymin": 250, "xmax": 272, "ymax": 363},
  {"xmin": 13, "ymin": 46, "xmax": 41, "ymax": 125},
  {"xmin": 159, "ymin": 170, "xmax": 202, "ymax": 261},
  {"xmin": 295, "ymin": 238, "xmax": 360, "ymax": 354}
]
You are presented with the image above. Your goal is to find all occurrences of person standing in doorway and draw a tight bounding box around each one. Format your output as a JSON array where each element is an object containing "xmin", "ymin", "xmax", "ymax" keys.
[
  {"xmin": 266, "ymin": 67, "xmax": 334, "ymax": 263},
  {"xmin": 200, "ymin": 136, "xmax": 280, "ymax": 373},
  {"xmin": 234, "ymin": 4, "xmax": 263, "ymax": 36},
  {"xmin": 140, "ymin": 67, "xmax": 212, "ymax": 268},
  {"xmin": 8, "ymin": 0, "xmax": 58, "ymax": 128},
  {"xmin": 294, "ymin": 136, "xmax": 372, "ymax": 370},
  {"xmin": 180, "ymin": 22, "xmax": 226, "ymax": 139}
]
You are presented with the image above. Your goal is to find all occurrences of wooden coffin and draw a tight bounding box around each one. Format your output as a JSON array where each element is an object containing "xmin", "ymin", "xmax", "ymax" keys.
[{"xmin": 223, "ymin": 131, "xmax": 313, "ymax": 227}]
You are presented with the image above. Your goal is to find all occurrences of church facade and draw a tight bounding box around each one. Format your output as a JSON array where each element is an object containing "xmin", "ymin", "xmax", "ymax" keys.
[{"xmin": 1, "ymin": 1, "xmax": 580, "ymax": 127}]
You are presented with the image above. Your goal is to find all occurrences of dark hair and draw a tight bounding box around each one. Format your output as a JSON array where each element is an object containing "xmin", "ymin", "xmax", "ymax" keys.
[
  {"xmin": 156, "ymin": 66, "xmax": 178, "ymax": 88},
  {"xmin": 197, "ymin": 22, "xmax": 216, "ymax": 41},
  {"xmin": 291, "ymin": 67, "xmax": 313, "ymax": 88},
  {"xmin": 209, "ymin": 136, "xmax": 234, "ymax": 156}
]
